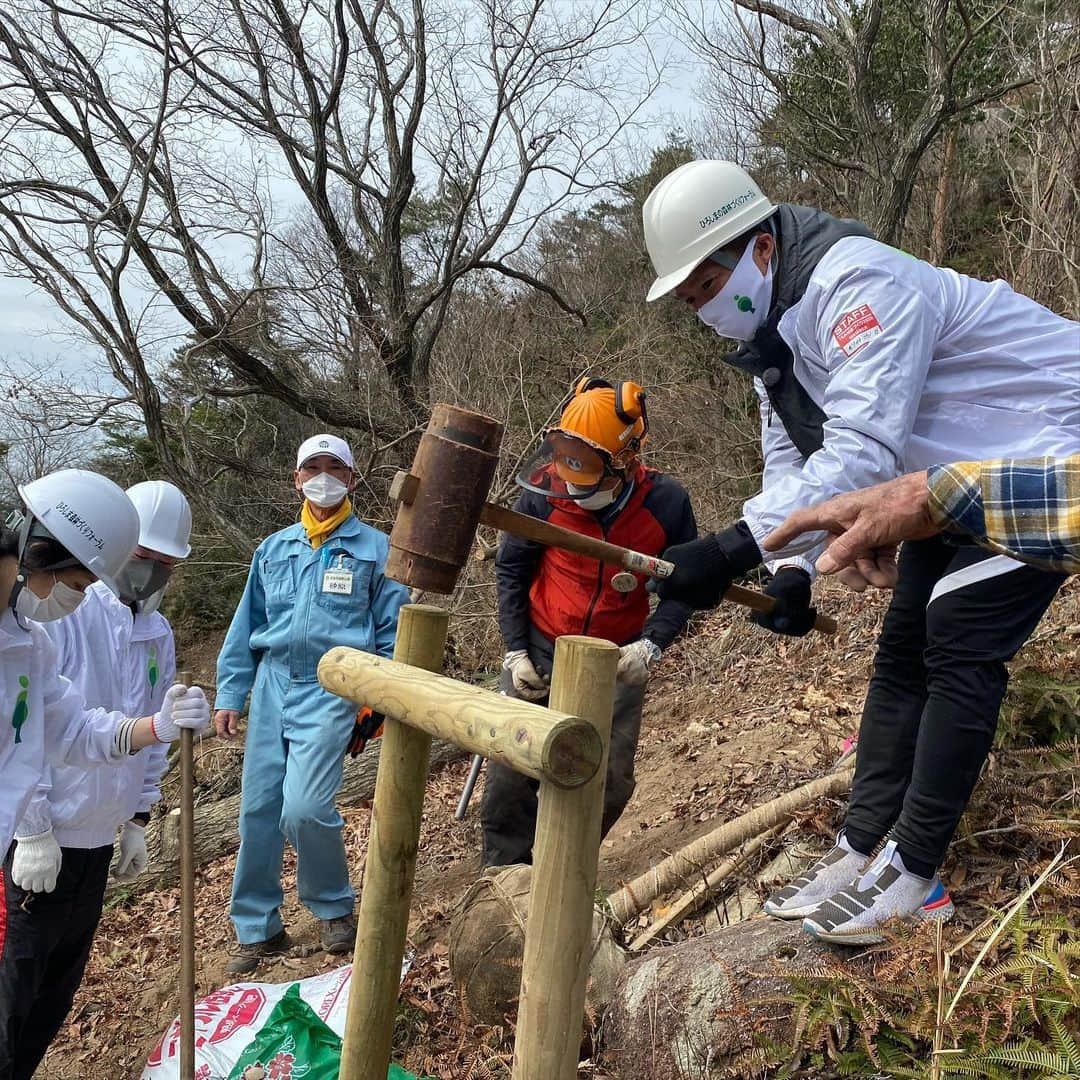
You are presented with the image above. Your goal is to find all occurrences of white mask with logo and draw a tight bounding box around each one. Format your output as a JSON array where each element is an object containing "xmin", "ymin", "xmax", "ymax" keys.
[
  {"xmin": 696, "ymin": 236, "xmax": 773, "ymax": 341},
  {"xmin": 15, "ymin": 579, "xmax": 86, "ymax": 622},
  {"xmin": 302, "ymin": 473, "xmax": 350, "ymax": 509},
  {"xmin": 567, "ymin": 483, "xmax": 619, "ymax": 511}
]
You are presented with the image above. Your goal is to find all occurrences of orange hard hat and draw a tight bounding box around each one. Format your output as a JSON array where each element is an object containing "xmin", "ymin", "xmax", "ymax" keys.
[{"xmin": 552, "ymin": 378, "xmax": 648, "ymax": 460}]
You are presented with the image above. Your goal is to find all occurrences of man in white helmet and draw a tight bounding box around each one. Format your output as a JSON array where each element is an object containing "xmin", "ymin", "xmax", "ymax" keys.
[
  {"xmin": 644, "ymin": 160, "xmax": 1079, "ymax": 944},
  {"xmin": 0, "ymin": 481, "xmax": 192, "ymax": 1079},
  {"xmin": 0, "ymin": 470, "xmax": 209, "ymax": 1075}
]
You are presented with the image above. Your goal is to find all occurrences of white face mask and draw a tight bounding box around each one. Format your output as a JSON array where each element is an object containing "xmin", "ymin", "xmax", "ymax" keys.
[
  {"xmin": 567, "ymin": 482, "xmax": 619, "ymax": 510},
  {"xmin": 136, "ymin": 587, "xmax": 165, "ymax": 616},
  {"xmin": 15, "ymin": 579, "xmax": 86, "ymax": 622},
  {"xmin": 302, "ymin": 473, "xmax": 350, "ymax": 509},
  {"xmin": 696, "ymin": 236, "xmax": 773, "ymax": 341}
]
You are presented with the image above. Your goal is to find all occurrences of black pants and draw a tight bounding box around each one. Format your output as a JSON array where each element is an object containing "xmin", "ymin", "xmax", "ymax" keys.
[
  {"xmin": 0, "ymin": 843, "xmax": 113, "ymax": 1080},
  {"xmin": 481, "ymin": 627, "xmax": 645, "ymax": 867},
  {"xmin": 844, "ymin": 537, "xmax": 1065, "ymax": 873}
]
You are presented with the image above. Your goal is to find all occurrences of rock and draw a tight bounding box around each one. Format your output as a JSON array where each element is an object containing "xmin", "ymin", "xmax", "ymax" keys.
[
  {"xmin": 447, "ymin": 863, "xmax": 627, "ymax": 1029},
  {"xmin": 602, "ymin": 916, "xmax": 851, "ymax": 1079}
]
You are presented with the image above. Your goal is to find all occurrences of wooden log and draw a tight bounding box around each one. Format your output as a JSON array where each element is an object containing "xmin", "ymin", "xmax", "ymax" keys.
[
  {"xmin": 318, "ymin": 648, "xmax": 602, "ymax": 788},
  {"xmin": 605, "ymin": 764, "xmax": 855, "ymax": 925},
  {"xmin": 340, "ymin": 604, "xmax": 450, "ymax": 1080},
  {"xmin": 513, "ymin": 636, "xmax": 619, "ymax": 1080}
]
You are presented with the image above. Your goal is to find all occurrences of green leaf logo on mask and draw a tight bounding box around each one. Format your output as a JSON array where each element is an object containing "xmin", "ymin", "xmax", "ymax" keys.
[
  {"xmin": 12, "ymin": 675, "xmax": 29, "ymax": 744},
  {"xmin": 733, "ymin": 295, "xmax": 755, "ymax": 313},
  {"xmin": 148, "ymin": 645, "xmax": 159, "ymax": 689}
]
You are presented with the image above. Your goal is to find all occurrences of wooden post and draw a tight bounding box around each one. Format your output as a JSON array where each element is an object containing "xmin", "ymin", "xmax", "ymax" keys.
[
  {"xmin": 512, "ymin": 636, "xmax": 618, "ymax": 1080},
  {"xmin": 338, "ymin": 605, "xmax": 449, "ymax": 1080},
  {"xmin": 177, "ymin": 670, "xmax": 195, "ymax": 1080}
]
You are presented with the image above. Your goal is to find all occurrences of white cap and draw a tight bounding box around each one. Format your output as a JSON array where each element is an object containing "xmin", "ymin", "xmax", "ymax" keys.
[
  {"xmin": 126, "ymin": 480, "xmax": 193, "ymax": 559},
  {"xmin": 296, "ymin": 434, "xmax": 354, "ymax": 470},
  {"xmin": 642, "ymin": 160, "xmax": 776, "ymax": 302},
  {"xmin": 18, "ymin": 469, "xmax": 141, "ymax": 594}
]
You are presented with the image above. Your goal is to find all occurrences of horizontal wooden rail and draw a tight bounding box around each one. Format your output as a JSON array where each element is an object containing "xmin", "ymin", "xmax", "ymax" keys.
[{"xmin": 318, "ymin": 647, "xmax": 602, "ymax": 788}]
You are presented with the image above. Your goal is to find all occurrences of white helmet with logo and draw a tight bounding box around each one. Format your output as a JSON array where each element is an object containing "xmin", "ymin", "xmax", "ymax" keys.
[
  {"xmin": 18, "ymin": 469, "xmax": 141, "ymax": 593},
  {"xmin": 126, "ymin": 480, "xmax": 193, "ymax": 559},
  {"xmin": 642, "ymin": 160, "xmax": 776, "ymax": 302}
]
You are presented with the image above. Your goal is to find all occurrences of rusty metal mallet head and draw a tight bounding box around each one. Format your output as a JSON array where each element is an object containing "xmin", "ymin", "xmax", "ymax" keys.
[{"xmin": 385, "ymin": 404, "xmax": 504, "ymax": 594}]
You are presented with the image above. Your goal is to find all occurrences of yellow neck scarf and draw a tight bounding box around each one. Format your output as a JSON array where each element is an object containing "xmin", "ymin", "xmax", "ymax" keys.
[{"xmin": 300, "ymin": 498, "xmax": 353, "ymax": 550}]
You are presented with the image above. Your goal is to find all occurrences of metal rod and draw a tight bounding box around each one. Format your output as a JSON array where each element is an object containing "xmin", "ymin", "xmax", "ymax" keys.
[{"xmin": 454, "ymin": 754, "xmax": 485, "ymax": 821}]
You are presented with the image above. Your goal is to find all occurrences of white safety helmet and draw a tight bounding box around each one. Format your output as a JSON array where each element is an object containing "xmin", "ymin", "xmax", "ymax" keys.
[
  {"xmin": 126, "ymin": 480, "xmax": 193, "ymax": 559},
  {"xmin": 642, "ymin": 160, "xmax": 776, "ymax": 302},
  {"xmin": 17, "ymin": 469, "xmax": 141, "ymax": 594}
]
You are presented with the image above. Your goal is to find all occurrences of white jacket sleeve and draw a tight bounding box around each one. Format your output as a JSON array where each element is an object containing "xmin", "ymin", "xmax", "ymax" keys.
[
  {"xmin": 137, "ymin": 629, "xmax": 176, "ymax": 813},
  {"xmin": 755, "ymin": 380, "xmax": 822, "ymax": 578},
  {"xmin": 39, "ymin": 630, "xmax": 126, "ymax": 769},
  {"xmin": 742, "ymin": 263, "xmax": 942, "ymax": 561}
]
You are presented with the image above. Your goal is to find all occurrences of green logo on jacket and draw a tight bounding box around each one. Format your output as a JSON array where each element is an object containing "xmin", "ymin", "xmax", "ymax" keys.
[
  {"xmin": 148, "ymin": 645, "xmax": 160, "ymax": 689},
  {"xmin": 12, "ymin": 675, "xmax": 29, "ymax": 744}
]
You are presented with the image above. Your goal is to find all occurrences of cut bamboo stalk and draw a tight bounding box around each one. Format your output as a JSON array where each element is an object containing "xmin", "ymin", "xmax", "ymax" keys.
[
  {"xmin": 606, "ymin": 764, "xmax": 855, "ymax": 925},
  {"xmin": 338, "ymin": 605, "xmax": 450, "ymax": 1080},
  {"xmin": 512, "ymin": 636, "xmax": 619, "ymax": 1080},
  {"xmin": 627, "ymin": 825, "xmax": 785, "ymax": 952},
  {"xmin": 318, "ymin": 648, "xmax": 601, "ymax": 788}
]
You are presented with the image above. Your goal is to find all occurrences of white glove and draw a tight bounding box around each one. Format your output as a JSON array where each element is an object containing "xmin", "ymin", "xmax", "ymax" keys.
[
  {"xmin": 502, "ymin": 649, "xmax": 550, "ymax": 701},
  {"xmin": 12, "ymin": 830, "xmax": 62, "ymax": 894},
  {"xmin": 617, "ymin": 638, "xmax": 661, "ymax": 686},
  {"xmin": 113, "ymin": 821, "xmax": 149, "ymax": 882},
  {"xmin": 152, "ymin": 684, "xmax": 211, "ymax": 742}
]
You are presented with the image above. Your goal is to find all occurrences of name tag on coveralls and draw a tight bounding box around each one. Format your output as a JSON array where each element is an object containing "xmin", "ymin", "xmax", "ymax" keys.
[{"xmin": 322, "ymin": 554, "xmax": 353, "ymax": 595}]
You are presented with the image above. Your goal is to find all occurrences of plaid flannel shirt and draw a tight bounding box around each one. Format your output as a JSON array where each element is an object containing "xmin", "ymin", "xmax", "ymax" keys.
[{"xmin": 927, "ymin": 455, "xmax": 1080, "ymax": 574}]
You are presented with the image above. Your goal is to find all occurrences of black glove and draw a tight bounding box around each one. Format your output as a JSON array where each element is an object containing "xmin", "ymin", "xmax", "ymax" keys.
[
  {"xmin": 656, "ymin": 522, "xmax": 762, "ymax": 610},
  {"xmin": 346, "ymin": 706, "xmax": 385, "ymax": 757},
  {"xmin": 751, "ymin": 567, "xmax": 816, "ymax": 636}
]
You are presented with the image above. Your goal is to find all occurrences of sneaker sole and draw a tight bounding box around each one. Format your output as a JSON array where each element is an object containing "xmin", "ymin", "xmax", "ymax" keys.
[{"xmin": 803, "ymin": 898, "xmax": 955, "ymax": 946}]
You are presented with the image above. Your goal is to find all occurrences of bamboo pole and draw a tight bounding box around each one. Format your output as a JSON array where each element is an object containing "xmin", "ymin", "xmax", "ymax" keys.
[
  {"xmin": 338, "ymin": 605, "xmax": 449, "ymax": 1080},
  {"xmin": 513, "ymin": 636, "xmax": 619, "ymax": 1080},
  {"xmin": 319, "ymin": 648, "xmax": 601, "ymax": 788},
  {"xmin": 606, "ymin": 764, "xmax": 855, "ymax": 925},
  {"xmin": 177, "ymin": 669, "xmax": 195, "ymax": 1080}
]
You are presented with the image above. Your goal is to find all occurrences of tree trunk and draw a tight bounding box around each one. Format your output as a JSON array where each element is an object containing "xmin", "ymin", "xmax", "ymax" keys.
[
  {"xmin": 601, "ymin": 917, "xmax": 865, "ymax": 1079},
  {"xmin": 108, "ymin": 739, "xmax": 467, "ymax": 897},
  {"xmin": 930, "ymin": 127, "xmax": 958, "ymax": 263}
]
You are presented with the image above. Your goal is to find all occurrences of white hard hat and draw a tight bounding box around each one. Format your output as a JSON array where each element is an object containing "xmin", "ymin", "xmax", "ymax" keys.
[
  {"xmin": 18, "ymin": 469, "xmax": 141, "ymax": 594},
  {"xmin": 296, "ymin": 434, "xmax": 354, "ymax": 470},
  {"xmin": 642, "ymin": 160, "xmax": 776, "ymax": 302},
  {"xmin": 126, "ymin": 480, "xmax": 193, "ymax": 559}
]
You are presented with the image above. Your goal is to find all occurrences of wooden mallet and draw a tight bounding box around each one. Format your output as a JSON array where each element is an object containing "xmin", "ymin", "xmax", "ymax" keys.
[{"xmin": 385, "ymin": 404, "xmax": 837, "ymax": 635}]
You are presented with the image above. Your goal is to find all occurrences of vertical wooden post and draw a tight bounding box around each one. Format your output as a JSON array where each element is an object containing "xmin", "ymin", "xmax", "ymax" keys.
[
  {"xmin": 339, "ymin": 604, "xmax": 449, "ymax": 1080},
  {"xmin": 512, "ymin": 636, "xmax": 619, "ymax": 1080},
  {"xmin": 177, "ymin": 670, "xmax": 196, "ymax": 1080}
]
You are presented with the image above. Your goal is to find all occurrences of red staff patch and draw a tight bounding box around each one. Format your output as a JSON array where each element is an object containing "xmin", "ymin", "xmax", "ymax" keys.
[{"xmin": 832, "ymin": 304, "xmax": 883, "ymax": 358}]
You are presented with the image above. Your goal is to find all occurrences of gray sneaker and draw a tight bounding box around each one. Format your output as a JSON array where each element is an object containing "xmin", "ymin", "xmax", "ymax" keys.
[
  {"xmin": 320, "ymin": 914, "xmax": 357, "ymax": 955},
  {"xmin": 225, "ymin": 929, "xmax": 291, "ymax": 975},
  {"xmin": 763, "ymin": 833, "xmax": 870, "ymax": 920},
  {"xmin": 803, "ymin": 840, "xmax": 955, "ymax": 945}
]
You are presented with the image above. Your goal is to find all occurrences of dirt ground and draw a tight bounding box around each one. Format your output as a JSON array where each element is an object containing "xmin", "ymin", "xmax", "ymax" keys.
[{"xmin": 37, "ymin": 577, "xmax": 1079, "ymax": 1079}]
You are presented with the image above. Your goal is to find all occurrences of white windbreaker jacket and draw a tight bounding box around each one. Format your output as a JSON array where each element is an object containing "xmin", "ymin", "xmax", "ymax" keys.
[
  {"xmin": 17, "ymin": 583, "xmax": 173, "ymax": 849},
  {"xmin": 0, "ymin": 608, "xmax": 126, "ymax": 857},
  {"xmin": 747, "ymin": 236, "xmax": 1080, "ymax": 569}
]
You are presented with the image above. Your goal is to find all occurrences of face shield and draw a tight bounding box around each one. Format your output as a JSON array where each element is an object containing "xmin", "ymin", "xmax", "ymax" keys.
[{"xmin": 516, "ymin": 429, "xmax": 625, "ymax": 501}]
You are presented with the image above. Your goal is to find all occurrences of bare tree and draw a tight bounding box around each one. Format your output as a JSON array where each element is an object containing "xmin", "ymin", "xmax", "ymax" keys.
[
  {"xmin": 0, "ymin": 0, "xmax": 660, "ymax": 500},
  {"xmin": 674, "ymin": 0, "xmax": 1080, "ymax": 244}
]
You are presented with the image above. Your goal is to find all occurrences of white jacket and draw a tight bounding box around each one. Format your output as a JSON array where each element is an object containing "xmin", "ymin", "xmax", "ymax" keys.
[
  {"xmin": 748, "ymin": 237, "xmax": 1080, "ymax": 569},
  {"xmin": 0, "ymin": 608, "xmax": 126, "ymax": 857},
  {"xmin": 17, "ymin": 583, "xmax": 174, "ymax": 849}
]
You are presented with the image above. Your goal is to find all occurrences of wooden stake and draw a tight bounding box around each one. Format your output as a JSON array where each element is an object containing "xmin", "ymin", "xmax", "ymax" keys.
[
  {"xmin": 177, "ymin": 670, "xmax": 195, "ymax": 1080},
  {"xmin": 512, "ymin": 636, "xmax": 618, "ymax": 1080},
  {"xmin": 338, "ymin": 605, "xmax": 449, "ymax": 1080}
]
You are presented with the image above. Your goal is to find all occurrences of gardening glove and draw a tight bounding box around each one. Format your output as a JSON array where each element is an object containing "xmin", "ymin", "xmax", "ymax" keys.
[
  {"xmin": 151, "ymin": 685, "xmax": 211, "ymax": 742},
  {"xmin": 346, "ymin": 706, "xmax": 386, "ymax": 757},
  {"xmin": 751, "ymin": 567, "xmax": 817, "ymax": 637},
  {"xmin": 617, "ymin": 639, "xmax": 661, "ymax": 686},
  {"xmin": 656, "ymin": 522, "xmax": 762, "ymax": 610},
  {"xmin": 502, "ymin": 649, "xmax": 550, "ymax": 701},
  {"xmin": 113, "ymin": 820, "xmax": 149, "ymax": 882},
  {"xmin": 12, "ymin": 830, "xmax": 62, "ymax": 894}
]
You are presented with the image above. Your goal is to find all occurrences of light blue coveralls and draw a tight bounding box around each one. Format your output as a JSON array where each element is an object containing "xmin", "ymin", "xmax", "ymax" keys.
[{"xmin": 215, "ymin": 515, "xmax": 409, "ymax": 944}]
